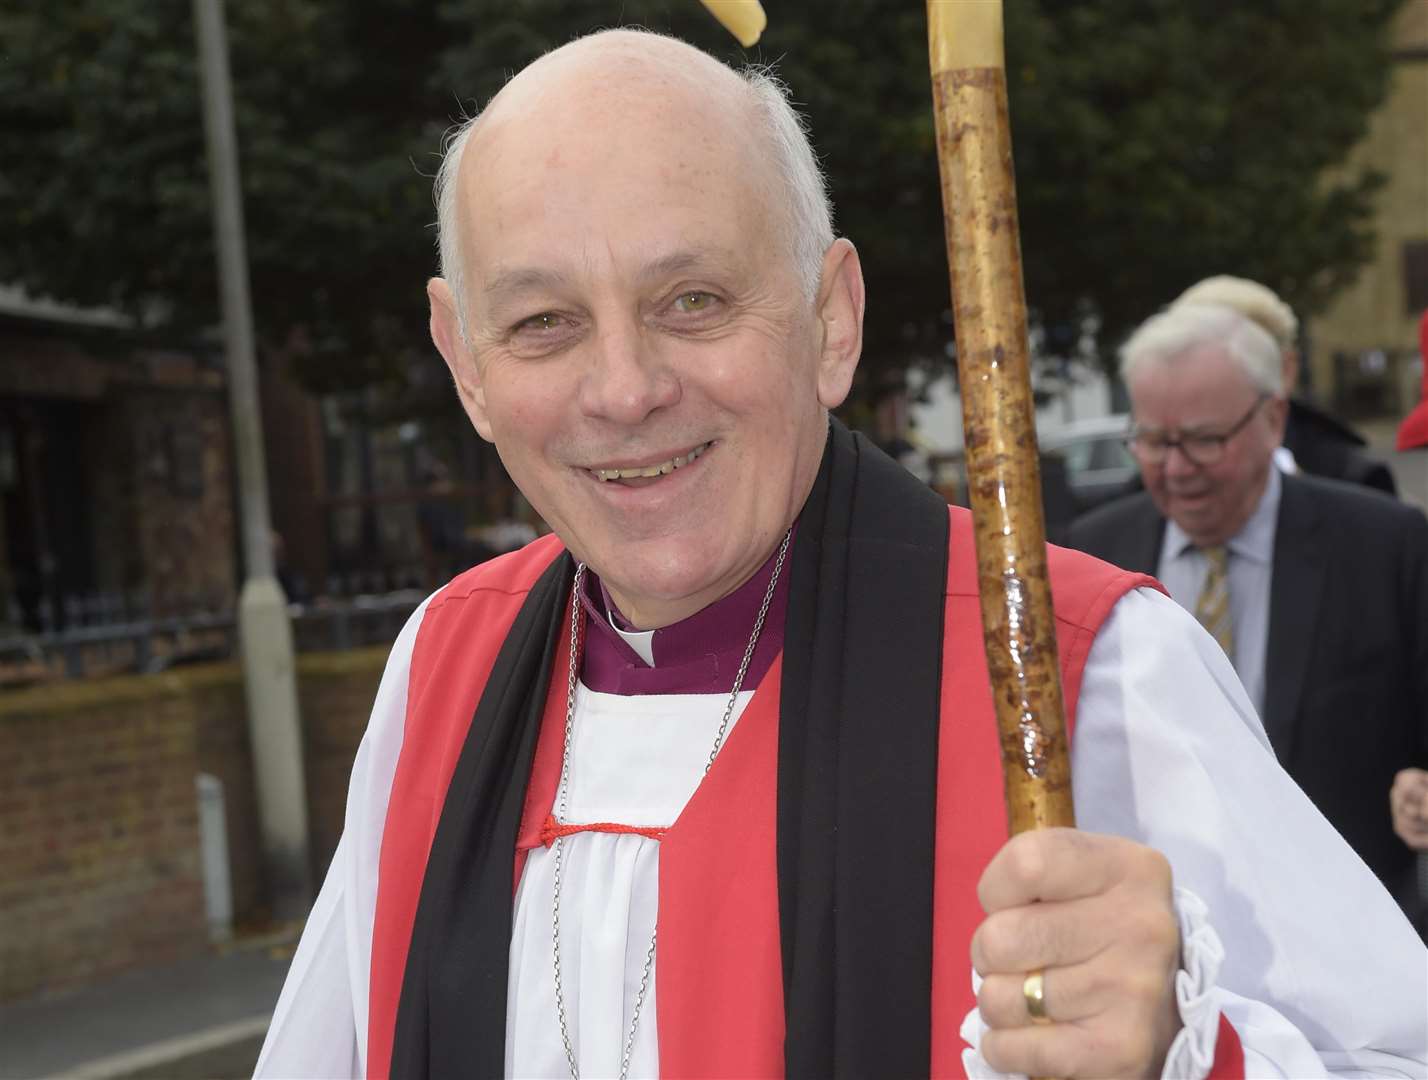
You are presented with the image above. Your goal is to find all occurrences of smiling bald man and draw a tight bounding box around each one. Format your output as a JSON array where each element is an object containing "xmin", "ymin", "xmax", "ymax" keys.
[{"xmin": 255, "ymin": 30, "xmax": 1425, "ymax": 1080}]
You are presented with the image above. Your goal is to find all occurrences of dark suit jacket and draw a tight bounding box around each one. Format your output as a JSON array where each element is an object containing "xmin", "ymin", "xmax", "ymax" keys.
[
  {"xmin": 1284, "ymin": 398, "xmax": 1397, "ymax": 495},
  {"xmin": 1068, "ymin": 473, "xmax": 1428, "ymax": 905}
]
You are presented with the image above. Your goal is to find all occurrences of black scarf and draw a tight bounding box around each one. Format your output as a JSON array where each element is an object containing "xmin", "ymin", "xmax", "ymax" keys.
[{"xmin": 392, "ymin": 419, "xmax": 949, "ymax": 1077}]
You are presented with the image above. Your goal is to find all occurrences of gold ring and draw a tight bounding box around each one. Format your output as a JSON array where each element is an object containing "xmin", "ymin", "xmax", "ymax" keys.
[{"xmin": 1023, "ymin": 968, "xmax": 1051, "ymax": 1024}]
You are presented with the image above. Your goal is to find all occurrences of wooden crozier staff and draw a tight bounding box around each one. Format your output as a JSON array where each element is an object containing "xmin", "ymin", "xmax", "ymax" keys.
[
  {"xmin": 925, "ymin": 0, "xmax": 1074, "ymax": 837},
  {"xmin": 699, "ymin": 0, "xmax": 1072, "ymax": 835}
]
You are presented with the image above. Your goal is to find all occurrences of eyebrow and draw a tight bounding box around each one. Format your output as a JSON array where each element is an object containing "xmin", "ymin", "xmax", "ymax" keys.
[
  {"xmin": 481, "ymin": 248, "xmax": 745, "ymax": 302},
  {"xmin": 481, "ymin": 266, "xmax": 574, "ymax": 301},
  {"xmin": 636, "ymin": 249, "xmax": 741, "ymax": 283},
  {"xmin": 1133, "ymin": 418, "xmax": 1233, "ymax": 437}
]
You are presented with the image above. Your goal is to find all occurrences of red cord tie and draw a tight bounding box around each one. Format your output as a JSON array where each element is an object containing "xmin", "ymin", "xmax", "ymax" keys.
[{"xmin": 540, "ymin": 814, "xmax": 668, "ymax": 847}]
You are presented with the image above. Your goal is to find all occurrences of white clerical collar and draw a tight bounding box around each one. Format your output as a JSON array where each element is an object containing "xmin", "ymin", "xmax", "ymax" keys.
[{"xmin": 609, "ymin": 615, "xmax": 656, "ymax": 666}]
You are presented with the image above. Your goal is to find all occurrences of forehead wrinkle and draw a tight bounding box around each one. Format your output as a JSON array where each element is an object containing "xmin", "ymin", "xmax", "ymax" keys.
[
  {"xmin": 636, "ymin": 248, "xmax": 744, "ymax": 285},
  {"xmin": 479, "ymin": 266, "xmax": 578, "ymax": 311}
]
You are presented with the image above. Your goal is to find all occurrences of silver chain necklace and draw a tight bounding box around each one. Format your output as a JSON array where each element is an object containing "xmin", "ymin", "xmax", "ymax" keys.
[{"xmin": 550, "ymin": 529, "xmax": 792, "ymax": 1080}]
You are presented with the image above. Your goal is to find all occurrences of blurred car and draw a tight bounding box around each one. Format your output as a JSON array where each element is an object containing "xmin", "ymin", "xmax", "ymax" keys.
[
  {"xmin": 924, "ymin": 414, "xmax": 1136, "ymax": 544},
  {"xmin": 1038, "ymin": 415, "xmax": 1137, "ymax": 512}
]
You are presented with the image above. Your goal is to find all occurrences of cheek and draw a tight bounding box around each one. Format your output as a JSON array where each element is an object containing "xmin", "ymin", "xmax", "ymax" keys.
[
  {"xmin": 484, "ymin": 373, "xmax": 565, "ymax": 448},
  {"xmin": 1218, "ymin": 444, "xmax": 1261, "ymax": 485}
]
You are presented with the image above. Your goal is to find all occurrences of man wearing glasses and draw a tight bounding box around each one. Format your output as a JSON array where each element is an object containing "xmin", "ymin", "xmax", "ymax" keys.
[
  {"xmin": 1069, "ymin": 302, "xmax": 1428, "ymax": 928},
  {"xmin": 1173, "ymin": 275, "xmax": 1397, "ymax": 495}
]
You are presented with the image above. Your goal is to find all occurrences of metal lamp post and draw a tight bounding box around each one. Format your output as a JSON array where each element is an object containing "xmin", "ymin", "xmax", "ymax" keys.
[{"xmin": 192, "ymin": 0, "xmax": 311, "ymax": 919}]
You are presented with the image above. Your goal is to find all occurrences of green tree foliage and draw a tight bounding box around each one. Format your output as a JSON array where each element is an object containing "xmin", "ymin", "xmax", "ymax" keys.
[
  {"xmin": 0, "ymin": 0, "xmax": 1406, "ymax": 396},
  {"xmin": 0, "ymin": 0, "xmax": 450, "ymax": 391},
  {"xmin": 1006, "ymin": 0, "xmax": 1404, "ymax": 359}
]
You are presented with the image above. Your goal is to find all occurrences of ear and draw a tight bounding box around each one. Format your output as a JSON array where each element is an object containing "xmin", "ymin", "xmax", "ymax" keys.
[
  {"xmin": 813, "ymin": 238, "xmax": 866, "ymax": 409},
  {"xmin": 1281, "ymin": 348, "xmax": 1300, "ymax": 395},
  {"xmin": 428, "ymin": 277, "xmax": 494, "ymax": 442},
  {"xmin": 1265, "ymin": 393, "xmax": 1290, "ymax": 444}
]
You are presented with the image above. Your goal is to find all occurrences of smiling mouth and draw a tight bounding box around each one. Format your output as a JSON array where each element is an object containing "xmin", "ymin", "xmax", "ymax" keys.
[{"xmin": 589, "ymin": 441, "xmax": 712, "ymax": 482}]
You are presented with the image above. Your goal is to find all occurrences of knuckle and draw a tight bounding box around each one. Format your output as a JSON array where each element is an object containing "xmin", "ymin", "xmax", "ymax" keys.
[
  {"xmin": 1123, "ymin": 897, "xmax": 1177, "ymax": 949},
  {"xmin": 1005, "ymin": 831, "xmax": 1048, "ymax": 890},
  {"xmin": 1127, "ymin": 842, "xmax": 1173, "ymax": 890},
  {"xmin": 1125, "ymin": 966, "xmax": 1170, "ymax": 1007},
  {"xmin": 1147, "ymin": 849, "xmax": 1174, "ymax": 892},
  {"xmin": 975, "ymin": 912, "xmax": 1019, "ymax": 971}
]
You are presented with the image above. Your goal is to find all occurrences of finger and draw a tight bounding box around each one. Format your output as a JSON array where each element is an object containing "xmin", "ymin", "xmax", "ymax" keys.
[
  {"xmin": 977, "ymin": 965, "xmax": 1103, "ymax": 1028},
  {"xmin": 978, "ymin": 828, "xmax": 1172, "ymax": 912},
  {"xmin": 972, "ymin": 896, "xmax": 1120, "ymax": 975},
  {"xmin": 980, "ymin": 1022, "xmax": 1157, "ymax": 1080}
]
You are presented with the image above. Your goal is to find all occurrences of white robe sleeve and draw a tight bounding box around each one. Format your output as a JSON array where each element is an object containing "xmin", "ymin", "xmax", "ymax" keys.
[
  {"xmin": 964, "ymin": 586, "xmax": 1428, "ymax": 1079},
  {"xmin": 253, "ymin": 597, "xmax": 430, "ymax": 1080}
]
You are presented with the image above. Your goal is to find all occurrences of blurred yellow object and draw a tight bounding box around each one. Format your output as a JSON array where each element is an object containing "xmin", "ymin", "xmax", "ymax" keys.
[{"xmin": 699, "ymin": 0, "xmax": 766, "ymax": 47}]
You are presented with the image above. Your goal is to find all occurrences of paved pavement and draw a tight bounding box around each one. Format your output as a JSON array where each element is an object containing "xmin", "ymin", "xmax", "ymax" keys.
[{"xmin": 0, "ymin": 937, "xmax": 293, "ymax": 1080}]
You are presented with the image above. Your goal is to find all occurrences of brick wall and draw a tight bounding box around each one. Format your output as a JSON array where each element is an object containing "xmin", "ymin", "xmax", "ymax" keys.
[
  {"xmin": 0, "ymin": 647, "xmax": 388, "ymax": 1003},
  {"xmin": 298, "ymin": 649, "xmax": 386, "ymax": 882},
  {"xmin": 195, "ymin": 647, "xmax": 387, "ymax": 921},
  {"xmin": 0, "ymin": 672, "xmax": 212, "ymax": 1001}
]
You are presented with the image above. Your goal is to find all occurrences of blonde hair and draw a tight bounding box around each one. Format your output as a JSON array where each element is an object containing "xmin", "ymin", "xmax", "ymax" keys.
[{"xmin": 1172, "ymin": 275, "xmax": 1298, "ymax": 352}]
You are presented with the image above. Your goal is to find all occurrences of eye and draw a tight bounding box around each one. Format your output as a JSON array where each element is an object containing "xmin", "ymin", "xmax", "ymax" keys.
[
  {"xmin": 671, "ymin": 290, "xmax": 717, "ymax": 314},
  {"xmin": 514, "ymin": 312, "xmax": 565, "ymax": 333}
]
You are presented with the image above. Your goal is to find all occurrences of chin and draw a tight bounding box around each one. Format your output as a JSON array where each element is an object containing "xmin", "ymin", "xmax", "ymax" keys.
[{"xmin": 594, "ymin": 537, "xmax": 736, "ymax": 623}]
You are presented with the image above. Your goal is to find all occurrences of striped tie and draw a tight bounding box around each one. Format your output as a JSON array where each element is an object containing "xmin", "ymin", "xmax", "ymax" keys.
[{"xmin": 1194, "ymin": 545, "xmax": 1234, "ymax": 661}]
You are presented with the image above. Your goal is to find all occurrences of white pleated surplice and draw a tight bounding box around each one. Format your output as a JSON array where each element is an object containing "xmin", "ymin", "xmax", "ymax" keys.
[{"xmin": 505, "ymin": 681, "xmax": 754, "ymax": 1080}]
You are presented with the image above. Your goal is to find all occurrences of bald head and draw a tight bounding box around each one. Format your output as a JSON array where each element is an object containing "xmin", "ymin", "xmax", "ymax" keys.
[
  {"xmin": 481, "ymin": 30, "xmax": 750, "ymax": 131},
  {"xmin": 434, "ymin": 29, "xmax": 833, "ymax": 339}
]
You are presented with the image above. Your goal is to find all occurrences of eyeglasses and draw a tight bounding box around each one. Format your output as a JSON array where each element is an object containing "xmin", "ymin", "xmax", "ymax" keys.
[{"xmin": 1124, "ymin": 394, "xmax": 1269, "ymax": 467}]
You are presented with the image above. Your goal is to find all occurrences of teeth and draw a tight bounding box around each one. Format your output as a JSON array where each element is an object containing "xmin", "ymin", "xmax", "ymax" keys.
[{"xmin": 593, "ymin": 441, "xmax": 710, "ymax": 482}]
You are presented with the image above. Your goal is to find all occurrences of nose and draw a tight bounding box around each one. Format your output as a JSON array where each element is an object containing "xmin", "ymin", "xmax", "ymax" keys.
[{"xmin": 576, "ymin": 319, "xmax": 681, "ymax": 426}]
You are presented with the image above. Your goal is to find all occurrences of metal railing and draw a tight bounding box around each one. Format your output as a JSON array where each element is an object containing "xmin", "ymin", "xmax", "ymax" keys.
[{"xmin": 0, "ymin": 584, "xmax": 428, "ymax": 684}]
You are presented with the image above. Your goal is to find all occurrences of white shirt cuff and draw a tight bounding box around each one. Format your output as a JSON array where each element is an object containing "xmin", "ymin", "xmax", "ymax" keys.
[{"xmin": 959, "ymin": 886, "xmax": 1227, "ymax": 1080}]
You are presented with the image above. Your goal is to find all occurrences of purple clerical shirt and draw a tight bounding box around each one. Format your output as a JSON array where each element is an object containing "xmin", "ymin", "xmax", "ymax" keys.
[{"xmin": 577, "ymin": 540, "xmax": 790, "ymax": 696}]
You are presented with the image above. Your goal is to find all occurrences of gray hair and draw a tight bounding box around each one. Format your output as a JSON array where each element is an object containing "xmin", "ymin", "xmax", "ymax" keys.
[
  {"xmin": 1119, "ymin": 302, "xmax": 1285, "ymax": 396},
  {"xmin": 1172, "ymin": 275, "xmax": 1298, "ymax": 352},
  {"xmin": 432, "ymin": 34, "xmax": 835, "ymax": 342}
]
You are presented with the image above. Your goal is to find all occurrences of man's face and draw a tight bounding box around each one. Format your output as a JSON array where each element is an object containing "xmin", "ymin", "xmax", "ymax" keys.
[
  {"xmin": 434, "ymin": 47, "xmax": 861, "ymax": 627},
  {"xmin": 1128, "ymin": 345, "xmax": 1286, "ymax": 547}
]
